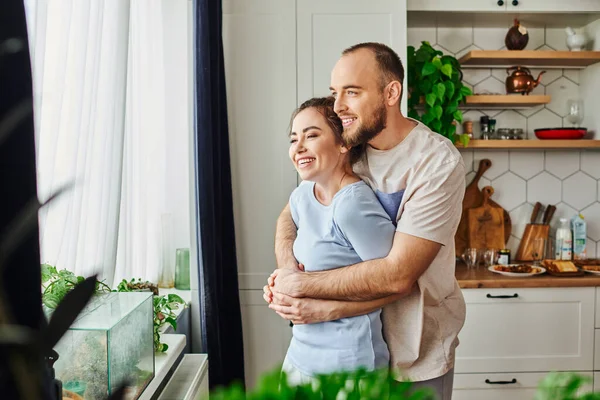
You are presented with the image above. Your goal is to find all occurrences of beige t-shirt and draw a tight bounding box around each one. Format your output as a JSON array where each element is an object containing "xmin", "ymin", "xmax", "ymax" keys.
[{"xmin": 353, "ymin": 119, "xmax": 466, "ymax": 381}]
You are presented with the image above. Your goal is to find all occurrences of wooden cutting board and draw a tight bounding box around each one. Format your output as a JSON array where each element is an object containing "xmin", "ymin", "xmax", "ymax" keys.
[
  {"xmin": 456, "ymin": 159, "xmax": 511, "ymax": 255},
  {"xmin": 468, "ymin": 186, "xmax": 505, "ymax": 250}
]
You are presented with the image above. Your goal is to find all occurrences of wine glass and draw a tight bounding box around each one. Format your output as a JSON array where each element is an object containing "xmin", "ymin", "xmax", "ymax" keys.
[
  {"xmin": 566, "ymin": 99, "xmax": 584, "ymax": 127},
  {"xmin": 462, "ymin": 248, "xmax": 479, "ymax": 270}
]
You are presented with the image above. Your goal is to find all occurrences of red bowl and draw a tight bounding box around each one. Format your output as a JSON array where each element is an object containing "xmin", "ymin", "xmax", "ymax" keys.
[{"xmin": 534, "ymin": 127, "xmax": 587, "ymax": 140}]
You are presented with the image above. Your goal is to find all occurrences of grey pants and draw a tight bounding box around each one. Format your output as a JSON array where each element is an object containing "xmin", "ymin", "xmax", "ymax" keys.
[{"xmin": 408, "ymin": 368, "xmax": 455, "ymax": 400}]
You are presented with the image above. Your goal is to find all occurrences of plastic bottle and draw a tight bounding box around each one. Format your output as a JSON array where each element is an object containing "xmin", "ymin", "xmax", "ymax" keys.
[
  {"xmin": 555, "ymin": 218, "xmax": 572, "ymax": 260},
  {"xmin": 571, "ymin": 213, "xmax": 587, "ymax": 260}
]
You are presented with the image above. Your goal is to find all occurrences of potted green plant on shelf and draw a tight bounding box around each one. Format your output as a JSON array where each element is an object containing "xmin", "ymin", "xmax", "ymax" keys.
[{"xmin": 407, "ymin": 41, "xmax": 472, "ymax": 147}]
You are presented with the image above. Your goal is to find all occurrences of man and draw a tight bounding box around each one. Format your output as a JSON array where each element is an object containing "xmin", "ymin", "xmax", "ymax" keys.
[{"xmin": 264, "ymin": 42, "xmax": 466, "ymax": 399}]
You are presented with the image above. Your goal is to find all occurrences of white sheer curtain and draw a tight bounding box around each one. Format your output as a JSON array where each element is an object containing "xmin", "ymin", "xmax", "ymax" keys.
[
  {"xmin": 113, "ymin": 0, "xmax": 169, "ymax": 286},
  {"xmin": 25, "ymin": 0, "xmax": 179, "ymax": 286},
  {"xmin": 25, "ymin": 0, "xmax": 131, "ymax": 282}
]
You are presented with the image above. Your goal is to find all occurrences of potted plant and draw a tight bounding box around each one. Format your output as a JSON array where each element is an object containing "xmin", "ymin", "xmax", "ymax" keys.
[{"xmin": 407, "ymin": 41, "xmax": 472, "ymax": 147}]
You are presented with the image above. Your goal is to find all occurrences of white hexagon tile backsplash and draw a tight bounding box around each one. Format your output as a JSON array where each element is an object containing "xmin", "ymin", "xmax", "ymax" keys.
[{"xmin": 410, "ymin": 22, "xmax": 600, "ymax": 256}]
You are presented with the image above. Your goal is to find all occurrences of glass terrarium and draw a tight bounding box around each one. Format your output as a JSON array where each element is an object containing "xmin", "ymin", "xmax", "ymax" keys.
[{"xmin": 53, "ymin": 292, "xmax": 155, "ymax": 399}]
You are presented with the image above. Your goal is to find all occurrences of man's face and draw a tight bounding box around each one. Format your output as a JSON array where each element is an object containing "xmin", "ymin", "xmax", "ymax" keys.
[{"xmin": 329, "ymin": 49, "xmax": 387, "ymax": 147}]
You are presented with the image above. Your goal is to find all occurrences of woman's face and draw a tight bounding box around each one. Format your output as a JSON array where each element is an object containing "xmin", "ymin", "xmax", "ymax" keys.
[{"xmin": 289, "ymin": 107, "xmax": 348, "ymax": 183}]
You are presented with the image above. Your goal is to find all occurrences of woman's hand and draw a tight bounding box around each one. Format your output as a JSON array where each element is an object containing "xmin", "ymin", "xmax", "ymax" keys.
[{"xmin": 268, "ymin": 291, "xmax": 337, "ymax": 325}]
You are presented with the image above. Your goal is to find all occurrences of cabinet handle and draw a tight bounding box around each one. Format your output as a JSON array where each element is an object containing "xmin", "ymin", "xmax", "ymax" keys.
[
  {"xmin": 486, "ymin": 378, "xmax": 517, "ymax": 385},
  {"xmin": 486, "ymin": 293, "xmax": 518, "ymax": 299},
  {"xmin": 497, "ymin": 0, "xmax": 504, "ymax": 5},
  {"xmin": 512, "ymin": 0, "xmax": 518, "ymax": 5}
]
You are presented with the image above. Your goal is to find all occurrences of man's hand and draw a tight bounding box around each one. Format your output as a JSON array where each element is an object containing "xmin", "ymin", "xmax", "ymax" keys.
[
  {"xmin": 268, "ymin": 291, "xmax": 336, "ymax": 325},
  {"xmin": 268, "ymin": 268, "xmax": 305, "ymax": 298}
]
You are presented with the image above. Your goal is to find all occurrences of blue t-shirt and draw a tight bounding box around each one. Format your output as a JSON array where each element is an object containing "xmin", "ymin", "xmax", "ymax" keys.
[{"xmin": 285, "ymin": 180, "xmax": 396, "ymax": 376}]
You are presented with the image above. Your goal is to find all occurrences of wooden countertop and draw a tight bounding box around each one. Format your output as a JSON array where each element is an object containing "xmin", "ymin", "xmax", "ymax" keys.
[{"xmin": 455, "ymin": 263, "xmax": 600, "ymax": 289}]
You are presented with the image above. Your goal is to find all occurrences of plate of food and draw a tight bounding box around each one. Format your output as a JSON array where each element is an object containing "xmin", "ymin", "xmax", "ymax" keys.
[
  {"xmin": 574, "ymin": 259, "xmax": 600, "ymax": 275},
  {"xmin": 489, "ymin": 264, "xmax": 546, "ymax": 277}
]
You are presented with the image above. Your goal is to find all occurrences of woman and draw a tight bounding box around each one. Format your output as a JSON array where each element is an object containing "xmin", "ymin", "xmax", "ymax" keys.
[{"xmin": 280, "ymin": 97, "xmax": 396, "ymax": 385}]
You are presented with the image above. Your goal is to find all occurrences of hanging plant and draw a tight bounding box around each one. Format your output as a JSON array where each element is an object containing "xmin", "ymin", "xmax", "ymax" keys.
[{"xmin": 407, "ymin": 41, "xmax": 472, "ymax": 147}]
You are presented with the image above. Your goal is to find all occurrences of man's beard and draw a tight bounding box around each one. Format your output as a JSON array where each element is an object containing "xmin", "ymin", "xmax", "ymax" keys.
[{"xmin": 344, "ymin": 102, "xmax": 387, "ymax": 147}]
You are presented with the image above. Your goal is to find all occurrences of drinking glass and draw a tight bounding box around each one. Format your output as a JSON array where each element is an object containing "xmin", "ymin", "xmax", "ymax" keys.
[
  {"xmin": 483, "ymin": 249, "xmax": 498, "ymax": 268},
  {"xmin": 462, "ymin": 248, "xmax": 479, "ymax": 270},
  {"xmin": 566, "ymin": 99, "xmax": 584, "ymax": 127},
  {"xmin": 531, "ymin": 238, "xmax": 546, "ymax": 267}
]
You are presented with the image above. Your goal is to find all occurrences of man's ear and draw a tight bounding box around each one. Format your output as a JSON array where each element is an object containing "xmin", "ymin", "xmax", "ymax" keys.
[{"xmin": 386, "ymin": 81, "xmax": 401, "ymax": 106}]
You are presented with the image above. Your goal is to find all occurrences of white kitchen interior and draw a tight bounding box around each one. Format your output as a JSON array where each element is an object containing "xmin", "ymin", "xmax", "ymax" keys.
[{"xmin": 223, "ymin": 0, "xmax": 600, "ymax": 397}]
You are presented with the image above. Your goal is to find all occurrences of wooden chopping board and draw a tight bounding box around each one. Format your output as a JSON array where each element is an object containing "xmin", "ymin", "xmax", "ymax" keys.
[
  {"xmin": 468, "ymin": 186, "xmax": 505, "ymax": 250},
  {"xmin": 456, "ymin": 159, "xmax": 511, "ymax": 255}
]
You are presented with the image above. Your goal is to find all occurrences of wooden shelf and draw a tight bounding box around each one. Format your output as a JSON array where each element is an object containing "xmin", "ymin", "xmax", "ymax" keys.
[
  {"xmin": 457, "ymin": 140, "xmax": 600, "ymax": 150},
  {"xmin": 459, "ymin": 50, "xmax": 600, "ymax": 69},
  {"xmin": 464, "ymin": 95, "xmax": 550, "ymax": 109}
]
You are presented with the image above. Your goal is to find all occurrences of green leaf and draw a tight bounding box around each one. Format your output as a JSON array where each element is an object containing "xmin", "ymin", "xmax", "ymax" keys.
[
  {"xmin": 165, "ymin": 317, "xmax": 177, "ymax": 330},
  {"xmin": 415, "ymin": 48, "xmax": 432, "ymax": 63},
  {"xmin": 43, "ymin": 293, "xmax": 61, "ymax": 309},
  {"xmin": 460, "ymin": 85, "xmax": 472, "ymax": 96},
  {"xmin": 447, "ymin": 124, "xmax": 457, "ymax": 137},
  {"xmin": 422, "ymin": 111, "xmax": 435, "ymax": 125},
  {"xmin": 167, "ymin": 293, "xmax": 185, "ymax": 304},
  {"xmin": 432, "ymin": 105, "xmax": 443, "ymax": 120},
  {"xmin": 434, "ymin": 83, "xmax": 446, "ymax": 101},
  {"xmin": 453, "ymin": 110, "xmax": 463, "ymax": 123},
  {"xmin": 441, "ymin": 55, "xmax": 457, "ymax": 66},
  {"xmin": 441, "ymin": 64, "xmax": 453, "ymax": 78},
  {"xmin": 432, "ymin": 57, "xmax": 442, "ymax": 69},
  {"xmin": 425, "ymin": 93, "xmax": 436, "ymax": 108},
  {"xmin": 421, "ymin": 62, "xmax": 437, "ymax": 77},
  {"xmin": 444, "ymin": 81, "xmax": 455, "ymax": 100},
  {"xmin": 431, "ymin": 119, "xmax": 442, "ymax": 132},
  {"xmin": 408, "ymin": 109, "xmax": 420, "ymax": 120},
  {"xmin": 459, "ymin": 133, "xmax": 470, "ymax": 147}
]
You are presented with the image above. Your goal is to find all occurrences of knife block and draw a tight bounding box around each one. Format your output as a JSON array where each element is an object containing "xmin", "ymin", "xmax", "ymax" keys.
[{"xmin": 515, "ymin": 224, "xmax": 550, "ymax": 261}]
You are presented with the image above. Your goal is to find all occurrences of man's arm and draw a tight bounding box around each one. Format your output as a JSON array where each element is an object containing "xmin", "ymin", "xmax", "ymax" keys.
[
  {"xmin": 266, "ymin": 290, "xmax": 405, "ymax": 324},
  {"xmin": 272, "ymin": 158, "xmax": 465, "ymax": 301},
  {"xmin": 275, "ymin": 202, "xmax": 299, "ymax": 270},
  {"xmin": 272, "ymin": 232, "xmax": 440, "ymax": 301}
]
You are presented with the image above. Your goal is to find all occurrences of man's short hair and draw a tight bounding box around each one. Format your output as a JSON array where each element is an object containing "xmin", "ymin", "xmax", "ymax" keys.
[{"xmin": 342, "ymin": 42, "xmax": 405, "ymax": 101}]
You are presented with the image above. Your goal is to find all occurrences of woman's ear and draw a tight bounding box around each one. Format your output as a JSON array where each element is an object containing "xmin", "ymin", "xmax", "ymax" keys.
[{"xmin": 339, "ymin": 145, "xmax": 350, "ymax": 154}]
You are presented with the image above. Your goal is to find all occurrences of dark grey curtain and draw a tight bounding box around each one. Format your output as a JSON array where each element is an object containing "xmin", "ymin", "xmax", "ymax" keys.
[
  {"xmin": 192, "ymin": 0, "xmax": 245, "ymax": 389},
  {"xmin": 0, "ymin": 0, "xmax": 50, "ymax": 397}
]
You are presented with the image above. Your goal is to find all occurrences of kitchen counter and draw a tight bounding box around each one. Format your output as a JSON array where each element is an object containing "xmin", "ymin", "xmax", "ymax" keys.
[{"xmin": 455, "ymin": 262, "xmax": 600, "ymax": 288}]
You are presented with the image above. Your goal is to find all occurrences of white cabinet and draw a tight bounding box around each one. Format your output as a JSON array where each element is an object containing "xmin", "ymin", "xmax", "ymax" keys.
[
  {"xmin": 297, "ymin": 0, "xmax": 407, "ymax": 114},
  {"xmin": 408, "ymin": 0, "xmax": 507, "ymax": 12},
  {"xmin": 240, "ymin": 290, "xmax": 292, "ymax": 388},
  {"xmin": 456, "ymin": 288, "xmax": 595, "ymax": 373},
  {"xmin": 595, "ymin": 372, "xmax": 600, "ymax": 392},
  {"xmin": 223, "ymin": 0, "xmax": 298, "ymax": 290},
  {"xmin": 408, "ymin": 0, "xmax": 600, "ymax": 12},
  {"xmin": 454, "ymin": 372, "xmax": 594, "ymax": 400},
  {"xmin": 509, "ymin": 0, "xmax": 600, "ymax": 12}
]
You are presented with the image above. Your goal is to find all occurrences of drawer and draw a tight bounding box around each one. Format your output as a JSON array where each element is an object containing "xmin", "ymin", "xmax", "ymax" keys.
[
  {"xmin": 453, "ymin": 372, "xmax": 594, "ymax": 400},
  {"xmin": 596, "ymin": 330, "xmax": 600, "ymax": 370},
  {"xmin": 457, "ymin": 287, "xmax": 595, "ymax": 373},
  {"xmin": 596, "ymin": 288, "xmax": 600, "ymax": 328}
]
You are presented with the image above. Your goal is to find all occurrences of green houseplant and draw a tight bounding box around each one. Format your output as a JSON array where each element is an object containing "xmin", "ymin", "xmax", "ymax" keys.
[
  {"xmin": 41, "ymin": 264, "xmax": 184, "ymax": 352},
  {"xmin": 210, "ymin": 368, "xmax": 600, "ymax": 400},
  {"xmin": 407, "ymin": 41, "xmax": 472, "ymax": 147}
]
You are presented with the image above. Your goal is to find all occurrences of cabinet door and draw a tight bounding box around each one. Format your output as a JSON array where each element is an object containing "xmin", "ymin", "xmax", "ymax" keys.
[
  {"xmin": 240, "ymin": 290, "xmax": 293, "ymax": 388},
  {"xmin": 595, "ymin": 372, "xmax": 600, "ymax": 392},
  {"xmin": 297, "ymin": 0, "xmax": 408, "ymax": 114},
  {"xmin": 407, "ymin": 0, "xmax": 506, "ymax": 12},
  {"xmin": 454, "ymin": 372, "xmax": 594, "ymax": 400},
  {"xmin": 456, "ymin": 288, "xmax": 595, "ymax": 373},
  {"xmin": 223, "ymin": 0, "xmax": 298, "ymax": 290},
  {"xmin": 508, "ymin": 0, "xmax": 600, "ymax": 12}
]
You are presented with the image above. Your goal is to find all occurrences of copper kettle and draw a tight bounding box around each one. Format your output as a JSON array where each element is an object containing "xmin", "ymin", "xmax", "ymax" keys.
[{"xmin": 505, "ymin": 66, "xmax": 545, "ymax": 95}]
